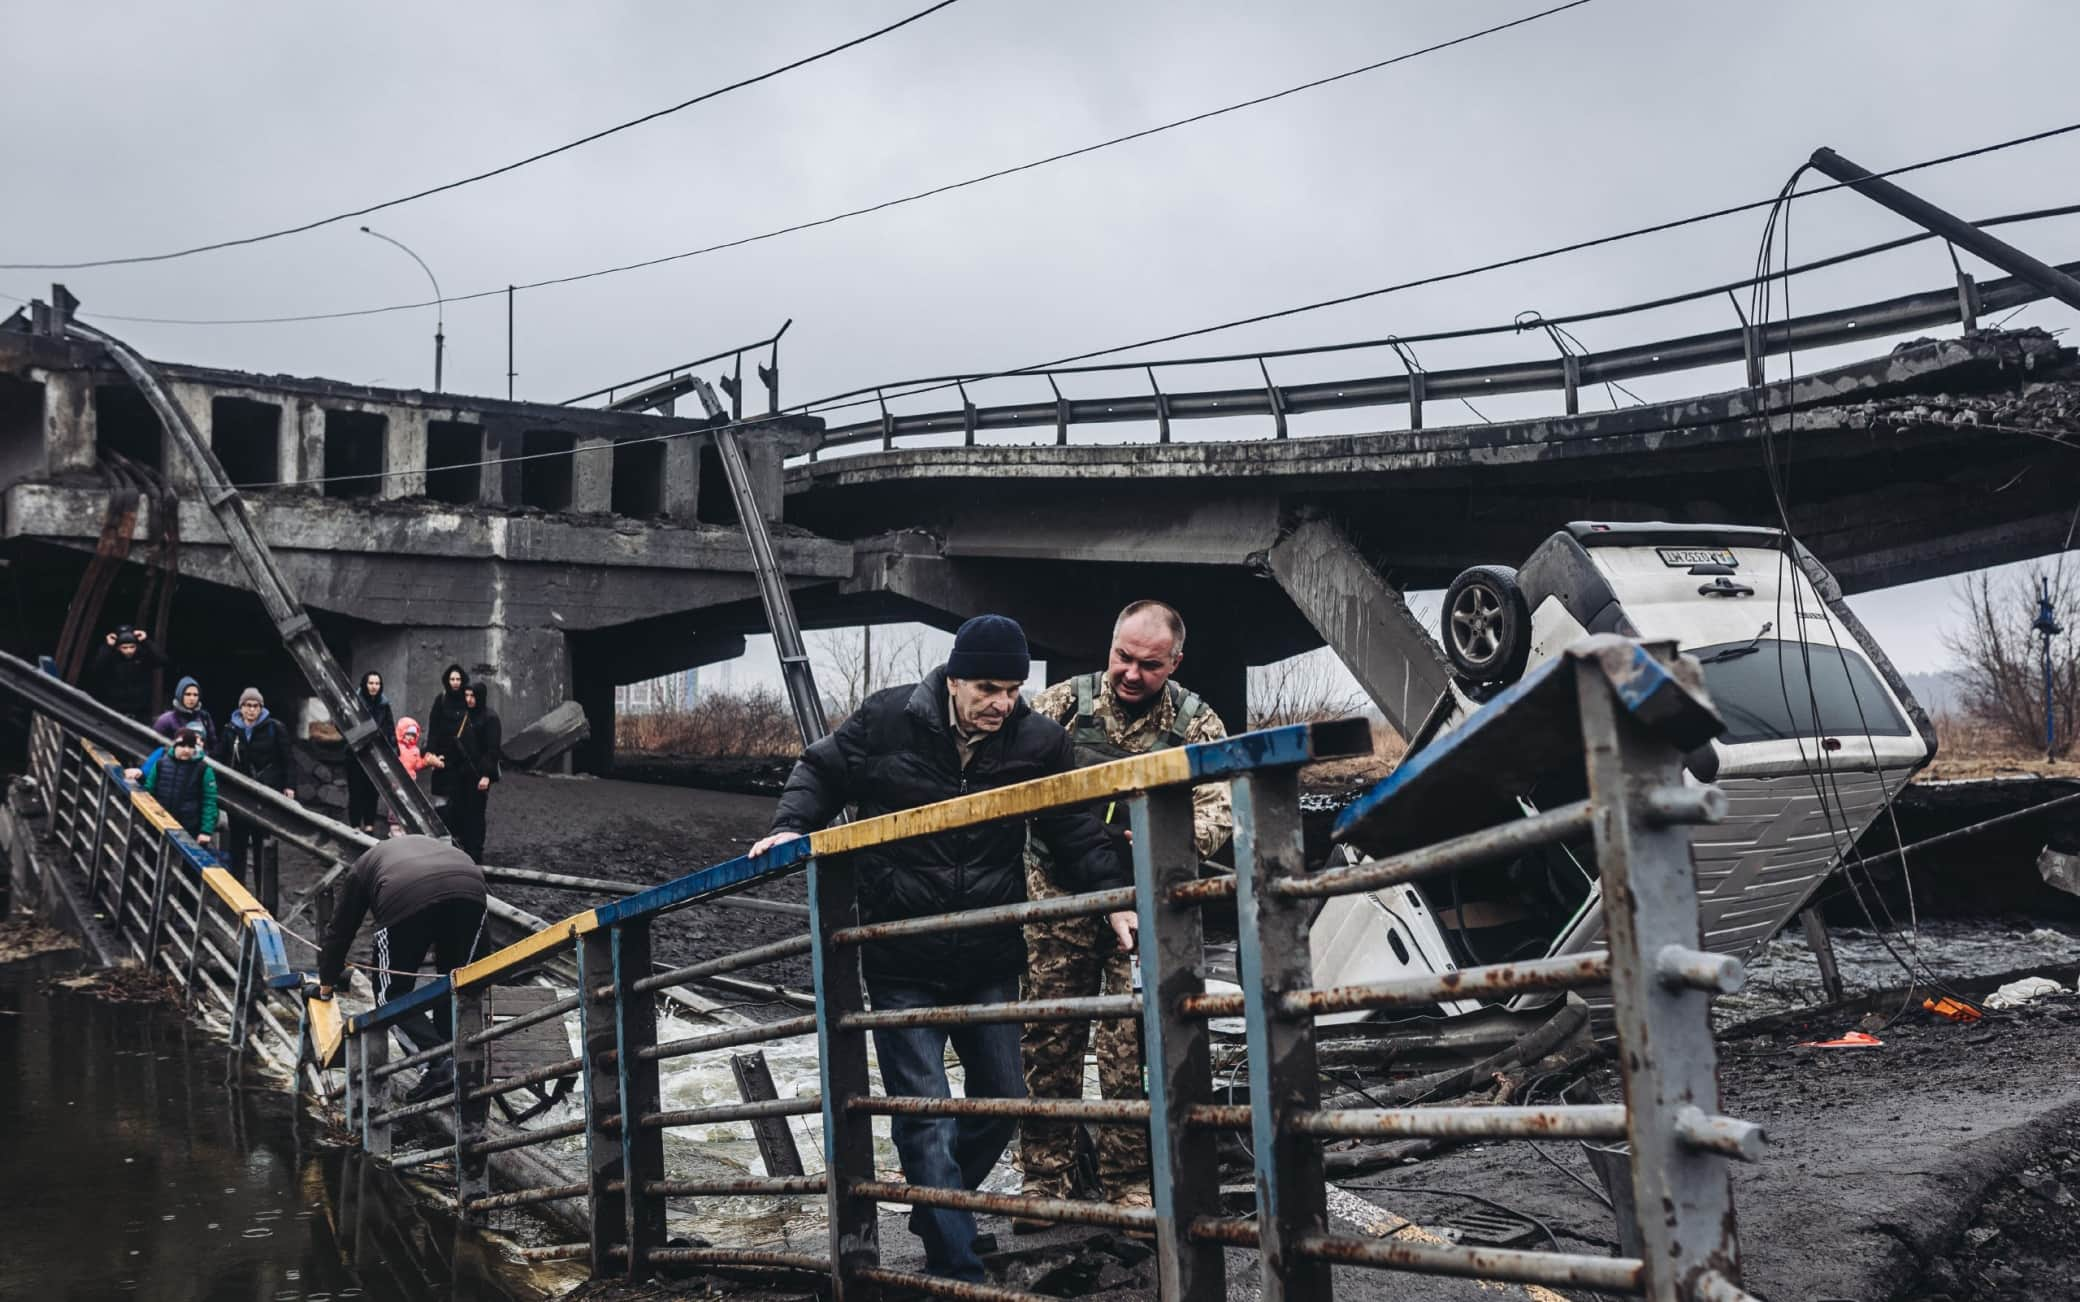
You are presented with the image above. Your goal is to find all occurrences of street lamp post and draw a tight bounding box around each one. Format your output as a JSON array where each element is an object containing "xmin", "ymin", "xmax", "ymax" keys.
[{"xmin": 360, "ymin": 225, "xmax": 445, "ymax": 393}]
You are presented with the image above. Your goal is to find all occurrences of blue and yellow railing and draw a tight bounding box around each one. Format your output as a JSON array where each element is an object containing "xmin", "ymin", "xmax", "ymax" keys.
[{"xmin": 26, "ymin": 717, "xmax": 342, "ymax": 1087}]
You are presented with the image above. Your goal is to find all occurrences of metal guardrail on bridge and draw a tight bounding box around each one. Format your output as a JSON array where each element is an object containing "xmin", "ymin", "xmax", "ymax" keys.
[
  {"xmin": 321, "ymin": 636, "xmax": 1763, "ymax": 1302},
  {"xmin": 22, "ymin": 715, "xmax": 342, "ymax": 1096},
  {"xmin": 804, "ymin": 212, "xmax": 2080, "ymax": 456}
]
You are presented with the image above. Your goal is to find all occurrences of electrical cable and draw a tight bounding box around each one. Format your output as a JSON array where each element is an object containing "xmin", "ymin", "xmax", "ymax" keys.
[
  {"xmin": 0, "ymin": 0, "xmax": 970, "ymax": 272},
  {"xmin": 1745, "ymin": 170, "xmax": 1980, "ymax": 1020},
  {"xmin": 16, "ymin": 1, "xmax": 1597, "ymax": 321},
  {"xmin": 102, "ymin": 127, "xmax": 2080, "ymax": 494},
  {"xmin": 804, "ymin": 198, "xmax": 2080, "ymax": 402},
  {"xmin": 33, "ymin": 109, "xmax": 2080, "ymax": 333}
]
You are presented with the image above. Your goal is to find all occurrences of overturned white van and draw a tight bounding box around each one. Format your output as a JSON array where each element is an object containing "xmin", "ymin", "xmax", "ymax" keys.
[{"xmin": 1309, "ymin": 521, "xmax": 1936, "ymax": 1020}]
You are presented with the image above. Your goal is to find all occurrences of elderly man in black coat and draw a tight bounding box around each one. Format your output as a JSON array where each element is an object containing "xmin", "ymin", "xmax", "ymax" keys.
[{"xmin": 751, "ymin": 614, "xmax": 1125, "ymax": 1283}]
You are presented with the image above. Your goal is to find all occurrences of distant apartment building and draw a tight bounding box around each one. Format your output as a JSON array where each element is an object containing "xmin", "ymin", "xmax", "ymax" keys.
[{"xmin": 614, "ymin": 668, "xmax": 699, "ymax": 715}]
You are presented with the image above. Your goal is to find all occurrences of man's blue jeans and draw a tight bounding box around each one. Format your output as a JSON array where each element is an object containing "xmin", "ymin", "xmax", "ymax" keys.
[{"xmin": 867, "ymin": 974, "xmax": 1026, "ymax": 1282}]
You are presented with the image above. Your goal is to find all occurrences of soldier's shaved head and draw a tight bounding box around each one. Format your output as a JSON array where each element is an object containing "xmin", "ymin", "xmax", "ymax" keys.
[
  {"xmin": 1109, "ymin": 600, "xmax": 1185, "ymax": 707},
  {"xmin": 1112, "ymin": 600, "xmax": 1184, "ymax": 658}
]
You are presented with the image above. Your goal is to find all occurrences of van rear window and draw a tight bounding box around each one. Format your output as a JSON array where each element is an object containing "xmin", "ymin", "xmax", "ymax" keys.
[{"xmin": 1692, "ymin": 639, "xmax": 1911, "ymax": 744}]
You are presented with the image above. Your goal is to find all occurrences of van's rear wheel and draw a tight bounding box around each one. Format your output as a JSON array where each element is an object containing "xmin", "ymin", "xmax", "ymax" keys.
[{"xmin": 1443, "ymin": 565, "xmax": 1532, "ymax": 684}]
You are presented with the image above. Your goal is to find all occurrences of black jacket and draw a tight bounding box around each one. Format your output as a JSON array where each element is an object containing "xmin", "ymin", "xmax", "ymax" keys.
[
  {"xmin": 446, "ymin": 690, "xmax": 503, "ymax": 787},
  {"xmin": 770, "ymin": 668, "xmax": 1124, "ymax": 986},
  {"xmin": 355, "ymin": 683, "xmax": 397, "ymax": 748},
  {"xmin": 87, "ymin": 641, "xmax": 165, "ymax": 720},
  {"xmin": 426, "ymin": 665, "xmax": 470, "ymax": 790},
  {"xmin": 319, "ymin": 835, "xmax": 487, "ymax": 985},
  {"xmin": 218, "ymin": 710, "xmax": 293, "ymax": 790}
]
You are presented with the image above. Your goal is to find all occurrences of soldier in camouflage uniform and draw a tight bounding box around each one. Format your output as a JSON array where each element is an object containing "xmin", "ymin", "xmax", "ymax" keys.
[{"xmin": 1016, "ymin": 600, "xmax": 1232, "ymax": 1227}]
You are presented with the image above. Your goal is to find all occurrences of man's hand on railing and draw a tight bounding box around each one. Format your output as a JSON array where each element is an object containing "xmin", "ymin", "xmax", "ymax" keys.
[
  {"xmin": 122, "ymin": 766, "xmax": 142, "ymax": 783},
  {"xmin": 197, "ymin": 834, "xmax": 212, "ymax": 847},
  {"xmin": 750, "ymin": 830, "xmax": 802, "ymax": 858},
  {"xmin": 1108, "ymin": 909, "xmax": 1138, "ymax": 952}
]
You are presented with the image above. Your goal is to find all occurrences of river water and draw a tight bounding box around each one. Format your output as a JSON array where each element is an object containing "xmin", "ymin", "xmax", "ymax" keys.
[{"xmin": 0, "ymin": 948, "xmax": 542, "ymax": 1302}]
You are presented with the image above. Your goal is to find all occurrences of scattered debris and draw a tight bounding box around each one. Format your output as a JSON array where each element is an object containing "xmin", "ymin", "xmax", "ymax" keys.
[
  {"xmin": 0, "ymin": 920, "xmax": 77, "ymax": 964},
  {"xmin": 503, "ymin": 700, "xmax": 591, "ymax": 771},
  {"xmin": 45, "ymin": 963, "xmax": 183, "ymax": 1007},
  {"xmin": 1798, "ymin": 1030, "xmax": 1885, "ymax": 1049},
  {"xmin": 1924, "ymin": 996, "xmax": 1986, "ymax": 1022},
  {"xmin": 1985, "ymin": 976, "xmax": 2068, "ymax": 1010}
]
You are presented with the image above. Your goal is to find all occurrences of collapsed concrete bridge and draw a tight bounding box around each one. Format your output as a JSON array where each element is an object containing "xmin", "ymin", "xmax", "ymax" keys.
[{"xmin": 3, "ymin": 310, "xmax": 2076, "ymax": 760}]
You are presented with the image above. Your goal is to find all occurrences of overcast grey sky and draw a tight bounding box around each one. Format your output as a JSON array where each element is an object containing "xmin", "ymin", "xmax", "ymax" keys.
[{"xmin": 6, "ymin": 0, "xmax": 2076, "ymax": 678}]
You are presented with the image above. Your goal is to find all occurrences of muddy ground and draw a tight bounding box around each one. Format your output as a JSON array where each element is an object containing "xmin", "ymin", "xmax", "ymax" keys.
[{"xmin": 480, "ymin": 770, "xmax": 813, "ymax": 990}]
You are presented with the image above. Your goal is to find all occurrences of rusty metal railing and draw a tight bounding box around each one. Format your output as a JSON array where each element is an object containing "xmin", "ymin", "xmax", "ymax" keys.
[{"xmin": 315, "ymin": 635, "xmax": 1766, "ymax": 1301}]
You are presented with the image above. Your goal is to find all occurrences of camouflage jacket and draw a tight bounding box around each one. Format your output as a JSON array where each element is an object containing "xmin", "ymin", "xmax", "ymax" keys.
[{"xmin": 1030, "ymin": 674, "xmax": 1233, "ymax": 860}]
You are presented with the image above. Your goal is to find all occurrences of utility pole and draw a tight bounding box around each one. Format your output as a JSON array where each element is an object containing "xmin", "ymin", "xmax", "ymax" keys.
[
  {"xmin": 2034, "ymin": 576, "xmax": 2063, "ymax": 760},
  {"xmin": 506, "ymin": 285, "xmax": 516, "ymax": 401}
]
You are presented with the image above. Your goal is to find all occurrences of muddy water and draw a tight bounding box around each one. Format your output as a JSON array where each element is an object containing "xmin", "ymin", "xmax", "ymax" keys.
[{"xmin": 0, "ymin": 951, "xmax": 536, "ymax": 1302}]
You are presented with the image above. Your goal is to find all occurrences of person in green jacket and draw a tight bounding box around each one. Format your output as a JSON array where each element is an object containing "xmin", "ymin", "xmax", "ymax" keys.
[{"xmin": 133, "ymin": 724, "xmax": 220, "ymax": 846}]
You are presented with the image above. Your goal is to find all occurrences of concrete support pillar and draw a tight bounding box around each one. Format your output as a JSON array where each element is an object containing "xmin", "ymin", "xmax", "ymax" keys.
[
  {"xmin": 383, "ymin": 408, "xmax": 428, "ymax": 500},
  {"xmin": 292, "ymin": 400, "xmax": 324, "ymax": 494},
  {"xmin": 485, "ymin": 429, "xmax": 517, "ymax": 508},
  {"xmin": 42, "ymin": 370, "xmax": 95, "ymax": 474},
  {"xmin": 165, "ymin": 382, "xmax": 211, "ymax": 490},
  {"xmin": 1265, "ymin": 515, "xmax": 1452, "ymax": 742},
  {"xmin": 572, "ymin": 436, "xmax": 613, "ymax": 514},
  {"xmin": 662, "ymin": 436, "xmax": 700, "ymax": 524},
  {"xmin": 274, "ymin": 401, "xmax": 300, "ymax": 492},
  {"xmin": 349, "ymin": 622, "xmax": 572, "ymax": 753},
  {"xmin": 738, "ymin": 438, "xmax": 783, "ymax": 524}
]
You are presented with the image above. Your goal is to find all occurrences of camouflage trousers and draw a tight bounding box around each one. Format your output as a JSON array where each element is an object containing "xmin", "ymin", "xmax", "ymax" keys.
[{"xmin": 1019, "ymin": 866, "xmax": 1148, "ymax": 1192}]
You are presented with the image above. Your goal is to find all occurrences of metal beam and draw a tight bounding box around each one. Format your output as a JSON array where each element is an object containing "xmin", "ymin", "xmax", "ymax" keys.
[
  {"xmin": 1265, "ymin": 514, "xmax": 1453, "ymax": 740},
  {"xmin": 1809, "ymin": 147, "xmax": 2080, "ymax": 313}
]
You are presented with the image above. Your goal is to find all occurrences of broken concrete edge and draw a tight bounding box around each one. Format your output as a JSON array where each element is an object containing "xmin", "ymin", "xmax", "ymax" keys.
[
  {"xmin": 504, "ymin": 700, "xmax": 592, "ymax": 769},
  {"xmin": 1854, "ymin": 1096, "xmax": 2080, "ymax": 1297},
  {"xmin": 0, "ymin": 328, "xmax": 825, "ymax": 451}
]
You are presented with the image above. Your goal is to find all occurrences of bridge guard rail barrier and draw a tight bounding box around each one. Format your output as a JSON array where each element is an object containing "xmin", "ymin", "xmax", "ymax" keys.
[
  {"xmin": 325, "ymin": 635, "xmax": 1763, "ymax": 1302},
  {"xmin": 24, "ymin": 715, "xmax": 343, "ymax": 1097}
]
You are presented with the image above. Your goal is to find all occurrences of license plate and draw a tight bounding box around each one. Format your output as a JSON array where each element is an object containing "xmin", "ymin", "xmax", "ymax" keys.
[{"xmin": 1657, "ymin": 547, "xmax": 1738, "ymax": 568}]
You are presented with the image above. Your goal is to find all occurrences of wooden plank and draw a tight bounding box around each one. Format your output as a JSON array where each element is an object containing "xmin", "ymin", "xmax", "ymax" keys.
[{"xmin": 486, "ymin": 987, "xmax": 578, "ymax": 1076}]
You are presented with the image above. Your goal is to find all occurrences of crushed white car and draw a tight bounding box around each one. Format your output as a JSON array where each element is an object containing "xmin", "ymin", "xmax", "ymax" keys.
[{"xmin": 1310, "ymin": 521, "xmax": 1936, "ymax": 1020}]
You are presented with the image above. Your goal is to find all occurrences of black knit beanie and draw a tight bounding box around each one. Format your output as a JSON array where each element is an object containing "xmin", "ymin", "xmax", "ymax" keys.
[{"xmin": 945, "ymin": 614, "xmax": 1031, "ymax": 682}]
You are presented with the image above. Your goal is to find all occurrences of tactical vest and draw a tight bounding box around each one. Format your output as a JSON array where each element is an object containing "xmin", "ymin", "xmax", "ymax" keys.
[
  {"xmin": 1028, "ymin": 673, "xmax": 1206, "ymax": 882},
  {"xmin": 1065, "ymin": 673, "xmax": 1205, "ymax": 767}
]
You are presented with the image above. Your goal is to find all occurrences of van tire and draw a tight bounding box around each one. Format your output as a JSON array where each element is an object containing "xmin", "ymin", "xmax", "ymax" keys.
[{"xmin": 1442, "ymin": 565, "xmax": 1532, "ymax": 684}]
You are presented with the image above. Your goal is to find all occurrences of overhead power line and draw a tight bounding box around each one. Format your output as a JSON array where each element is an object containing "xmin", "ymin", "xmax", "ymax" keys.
[
  {"xmin": 35, "ymin": 0, "xmax": 1599, "ymax": 327},
  {"xmin": 0, "ymin": 0, "xmax": 968, "ymax": 272},
  {"xmin": 217, "ymin": 120, "xmax": 2080, "ymax": 492}
]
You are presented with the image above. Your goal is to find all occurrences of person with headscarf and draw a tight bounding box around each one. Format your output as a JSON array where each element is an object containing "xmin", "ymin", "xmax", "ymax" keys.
[
  {"xmin": 345, "ymin": 670, "xmax": 396, "ymax": 835},
  {"xmin": 442, "ymin": 682, "xmax": 501, "ymax": 862},
  {"xmin": 153, "ymin": 674, "xmax": 219, "ymax": 749},
  {"xmin": 424, "ymin": 663, "xmax": 470, "ymax": 806}
]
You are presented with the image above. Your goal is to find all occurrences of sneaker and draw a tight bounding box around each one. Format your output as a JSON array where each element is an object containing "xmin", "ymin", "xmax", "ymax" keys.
[
  {"xmin": 403, "ymin": 1072, "xmax": 454, "ymax": 1105},
  {"xmin": 1013, "ymin": 1171, "xmax": 1071, "ymax": 1234}
]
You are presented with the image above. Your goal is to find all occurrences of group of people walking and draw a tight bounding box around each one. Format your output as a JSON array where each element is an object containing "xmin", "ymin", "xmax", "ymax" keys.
[
  {"xmin": 753, "ymin": 601, "xmax": 1231, "ymax": 1282},
  {"xmin": 95, "ymin": 605, "xmax": 1217, "ymax": 1284},
  {"xmin": 87, "ymin": 625, "xmax": 503, "ymax": 871}
]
